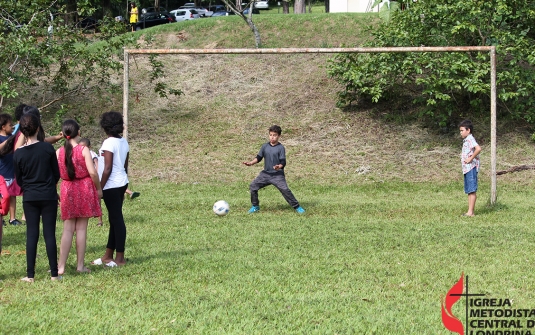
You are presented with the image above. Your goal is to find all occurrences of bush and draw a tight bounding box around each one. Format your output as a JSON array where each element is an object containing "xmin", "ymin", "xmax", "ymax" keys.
[{"xmin": 327, "ymin": 0, "xmax": 535, "ymax": 129}]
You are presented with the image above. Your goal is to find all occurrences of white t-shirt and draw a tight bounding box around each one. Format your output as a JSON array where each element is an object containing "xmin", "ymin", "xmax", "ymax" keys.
[{"xmin": 99, "ymin": 137, "xmax": 129, "ymax": 190}]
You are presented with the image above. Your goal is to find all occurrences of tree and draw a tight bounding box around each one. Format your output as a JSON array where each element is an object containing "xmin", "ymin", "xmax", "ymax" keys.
[
  {"xmin": 327, "ymin": 0, "xmax": 535, "ymax": 128},
  {"xmin": 294, "ymin": 0, "xmax": 306, "ymax": 14},
  {"xmin": 282, "ymin": 0, "xmax": 290, "ymax": 14},
  {"xmin": 0, "ymin": 0, "xmax": 133, "ymax": 110},
  {"xmin": 220, "ymin": 0, "xmax": 262, "ymax": 47}
]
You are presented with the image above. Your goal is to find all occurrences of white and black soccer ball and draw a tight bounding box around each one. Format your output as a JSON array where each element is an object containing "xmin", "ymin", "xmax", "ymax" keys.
[{"xmin": 213, "ymin": 200, "xmax": 230, "ymax": 216}]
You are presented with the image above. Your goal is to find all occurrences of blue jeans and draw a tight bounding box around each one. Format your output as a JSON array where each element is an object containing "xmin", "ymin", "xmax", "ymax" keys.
[{"xmin": 464, "ymin": 168, "xmax": 478, "ymax": 194}]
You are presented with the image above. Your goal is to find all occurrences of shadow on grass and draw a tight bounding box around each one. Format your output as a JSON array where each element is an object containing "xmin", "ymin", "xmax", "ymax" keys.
[
  {"xmin": 1, "ymin": 228, "xmax": 26, "ymax": 248},
  {"xmin": 480, "ymin": 201, "xmax": 509, "ymax": 215}
]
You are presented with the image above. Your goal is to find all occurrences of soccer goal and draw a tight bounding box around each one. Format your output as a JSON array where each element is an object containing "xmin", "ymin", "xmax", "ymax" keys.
[{"xmin": 122, "ymin": 46, "xmax": 497, "ymax": 204}]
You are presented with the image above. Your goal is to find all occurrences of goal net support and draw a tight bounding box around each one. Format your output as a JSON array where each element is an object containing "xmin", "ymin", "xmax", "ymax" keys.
[{"xmin": 122, "ymin": 46, "xmax": 497, "ymax": 204}]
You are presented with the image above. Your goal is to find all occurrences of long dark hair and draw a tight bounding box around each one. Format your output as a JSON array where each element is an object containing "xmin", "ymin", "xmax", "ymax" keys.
[
  {"xmin": 22, "ymin": 106, "xmax": 45, "ymax": 141},
  {"xmin": 19, "ymin": 113, "xmax": 40, "ymax": 138},
  {"xmin": 62, "ymin": 119, "xmax": 80, "ymax": 180}
]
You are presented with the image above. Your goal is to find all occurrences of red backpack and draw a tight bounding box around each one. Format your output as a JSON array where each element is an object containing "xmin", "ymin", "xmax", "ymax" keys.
[{"xmin": 0, "ymin": 176, "xmax": 10, "ymax": 216}]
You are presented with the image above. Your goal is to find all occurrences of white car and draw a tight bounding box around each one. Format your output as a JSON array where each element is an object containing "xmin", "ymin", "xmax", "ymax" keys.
[
  {"xmin": 179, "ymin": 5, "xmax": 213, "ymax": 17},
  {"xmin": 170, "ymin": 8, "xmax": 200, "ymax": 21},
  {"xmin": 254, "ymin": 0, "xmax": 269, "ymax": 9}
]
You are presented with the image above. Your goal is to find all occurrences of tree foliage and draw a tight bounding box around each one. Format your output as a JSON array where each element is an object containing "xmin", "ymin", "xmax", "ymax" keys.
[
  {"xmin": 327, "ymin": 0, "xmax": 535, "ymax": 128},
  {"xmin": 0, "ymin": 0, "xmax": 135, "ymax": 110},
  {"xmin": 0, "ymin": 0, "xmax": 181, "ymax": 112}
]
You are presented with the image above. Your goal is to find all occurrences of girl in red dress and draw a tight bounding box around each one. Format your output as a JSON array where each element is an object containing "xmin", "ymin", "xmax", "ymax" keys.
[{"xmin": 57, "ymin": 120, "xmax": 102, "ymax": 274}]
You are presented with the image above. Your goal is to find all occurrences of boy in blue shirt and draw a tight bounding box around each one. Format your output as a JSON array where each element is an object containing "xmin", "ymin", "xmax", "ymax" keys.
[{"xmin": 243, "ymin": 125, "xmax": 305, "ymax": 214}]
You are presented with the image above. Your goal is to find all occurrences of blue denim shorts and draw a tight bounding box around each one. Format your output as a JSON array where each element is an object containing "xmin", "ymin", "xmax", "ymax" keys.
[{"xmin": 464, "ymin": 168, "xmax": 478, "ymax": 194}]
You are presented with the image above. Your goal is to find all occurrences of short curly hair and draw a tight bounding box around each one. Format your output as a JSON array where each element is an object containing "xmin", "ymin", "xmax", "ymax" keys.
[{"xmin": 100, "ymin": 111, "xmax": 124, "ymax": 137}]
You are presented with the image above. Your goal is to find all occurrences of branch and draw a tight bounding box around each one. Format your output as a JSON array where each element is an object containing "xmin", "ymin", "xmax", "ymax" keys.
[
  {"xmin": 497, "ymin": 165, "xmax": 535, "ymax": 175},
  {"xmin": 39, "ymin": 84, "xmax": 92, "ymax": 110}
]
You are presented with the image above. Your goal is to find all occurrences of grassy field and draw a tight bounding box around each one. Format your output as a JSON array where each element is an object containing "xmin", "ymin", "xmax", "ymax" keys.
[
  {"xmin": 3, "ymin": 10, "xmax": 535, "ymax": 334},
  {"xmin": 1, "ymin": 181, "xmax": 535, "ymax": 334}
]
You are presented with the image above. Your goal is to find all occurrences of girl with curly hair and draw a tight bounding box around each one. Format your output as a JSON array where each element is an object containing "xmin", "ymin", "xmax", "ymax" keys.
[{"xmin": 91, "ymin": 111, "xmax": 129, "ymax": 267}]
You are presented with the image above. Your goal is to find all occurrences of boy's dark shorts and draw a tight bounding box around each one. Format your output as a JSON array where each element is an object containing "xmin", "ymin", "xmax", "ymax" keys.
[{"xmin": 464, "ymin": 168, "xmax": 478, "ymax": 194}]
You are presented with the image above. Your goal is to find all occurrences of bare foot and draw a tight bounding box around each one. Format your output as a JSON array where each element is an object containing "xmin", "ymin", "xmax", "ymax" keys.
[
  {"xmin": 77, "ymin": 267, "xmax": 91, "ymax": 273},
  {"xmin": 461, "ymin": 213, "xmax": 475, "ymax": 217},
  {"xmin": 21, "ymin": 277, "xmax": 34, "ymax": 283},
  {"xmin": 97, "ymin": 222, "xmax": 103, "ymax": 227}
]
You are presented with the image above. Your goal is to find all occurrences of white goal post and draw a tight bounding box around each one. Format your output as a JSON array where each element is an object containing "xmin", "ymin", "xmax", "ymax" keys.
[{"xmin": 122, "ymin": 46, "xmax": 497, "ymax": 204}]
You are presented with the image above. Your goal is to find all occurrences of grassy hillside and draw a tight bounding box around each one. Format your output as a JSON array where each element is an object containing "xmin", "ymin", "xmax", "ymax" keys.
[
  {"xmin": 137, "ymin": 12, "xmax": 378, "ymax": 49},
  {"xmin": 15, "ymin": 12, "xmax": 535, "ymax": 187}
]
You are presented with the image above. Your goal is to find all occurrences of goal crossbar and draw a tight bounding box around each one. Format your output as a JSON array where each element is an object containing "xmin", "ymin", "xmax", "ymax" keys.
[{"xmin": 123, "ymin": 46, "xmax": 497, "ymax": 204}]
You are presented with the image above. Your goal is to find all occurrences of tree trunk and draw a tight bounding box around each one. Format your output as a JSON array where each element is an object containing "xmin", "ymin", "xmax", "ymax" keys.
[
  {"xmin": 245, "ymin": 17, "xmax": 262, "ymax": 48},
  {"xmin": 66, "ymin": 0, "xmax": 77, "ymax": 25},
  {"xmin": 101, "ymin": 0, "xmax": 112, "ymax": 19},
  {"xmin": 282, "ymin": 0, "xmax": 290, "ymax": 14},
  {"xmin": 294, "ymin": 0, "xmax": 306, "ymax": 13},
  {"xmin": 324, "ymin": 0, "xmax": 329, "ymax": 13}
]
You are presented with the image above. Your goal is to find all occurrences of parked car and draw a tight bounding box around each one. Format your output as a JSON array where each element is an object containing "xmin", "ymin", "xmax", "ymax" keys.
[
  {"xmin": 140, "ymin": 6, "xmax": 169, "ymax": 19},
  {"xmin": 170, "ymin": 8, "xmax": 200, "ymax": 21},
  {"xmin": 254, "ymin": 0, "xmax": 269, "ymax": 9},
  {"xmin": 181, "ymin": 2, "xmax": 196, "ymax": 8},
  {"xmin": 2, "ymin": 19, "xmax": 23, "ymax": 34},
  {"xmin": 211, "ymin": 11, "xmax": 232, "ymax": 17},
  {"xmin": 179, "ymin": 5, "xmax": 212, "ymax": 17},
  {"xmin": 243, "ymin": 6, "xmax": 260, "ymax": 14},
  {"xmin": 207, "ymin": 5, "xmax": 226, "ymax": 12},
  {"xmin": 240, "ymin": 3, "xmax": 261, "ymax": 13},
  {"xmin": 75, "ymin": 17, "xmax": 99, "ymax": 31},
  {"xmin": 134, "ymin": 13, "xmax": 175, "ymax": 31}
]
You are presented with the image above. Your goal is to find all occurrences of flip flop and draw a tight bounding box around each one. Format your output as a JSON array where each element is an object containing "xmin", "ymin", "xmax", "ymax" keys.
[
  {"xmin": 130, "ymin": 192, "xmax": 140, "ymax": 200},
  {"xmin": 91, "ymin": 258, "xmax": 103, "ymax": 265},
  {"xmin": 106, "ymin": 261, "xmax": 118, "ymax": 267}
]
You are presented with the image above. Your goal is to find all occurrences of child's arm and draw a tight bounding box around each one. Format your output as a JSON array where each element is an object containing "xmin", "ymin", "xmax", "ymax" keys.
[
  {"xmin": 82, "ymin": 146, "xmax": 102, "ymax": 198},
  {"xmin": 14, "ymin": 133, "xmax": 25, "ymax": 150},
  {"xmin": 464, "ymin": 145, "xmax": 482, "ymax": 164},
  {"xmin": 243, "ymin": 157, "xmax": 259, "ymax": 166},
  {"xmin": 44, "ymin": 132, "xmax": 63, "ymax": 144}
]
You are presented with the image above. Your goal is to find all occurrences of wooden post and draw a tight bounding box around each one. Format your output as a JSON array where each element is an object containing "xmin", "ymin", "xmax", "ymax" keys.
[
  {"xmin": 490, "ymin": 46, "xmax": 497, "ymax": 205},
  {"xmin": 123, "ymin": 49, "xmax": 129, "ymax": 141}
]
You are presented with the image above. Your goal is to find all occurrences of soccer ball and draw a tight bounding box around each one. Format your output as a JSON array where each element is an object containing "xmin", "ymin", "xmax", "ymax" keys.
[{"xmin": 213, "ymin": 200, "xmax": 230, "ymax": 216}]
